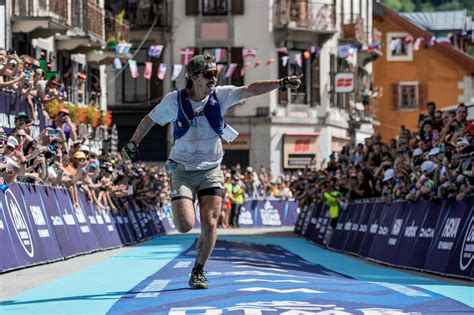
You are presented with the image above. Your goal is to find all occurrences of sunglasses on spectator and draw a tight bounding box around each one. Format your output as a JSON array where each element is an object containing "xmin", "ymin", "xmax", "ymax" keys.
[
  {"xmin": 200, "ymin": 69, "xmax": 218, "ymax": 79},
  {"xmin": 15, "ymin": 134, "xmax": 26, "ymax": 139},
  {"xmin": 77, "ymin": 158, "xmax": 86, "ymax": 162}
]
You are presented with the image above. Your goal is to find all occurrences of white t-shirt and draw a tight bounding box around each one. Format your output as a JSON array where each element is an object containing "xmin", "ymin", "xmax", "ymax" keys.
[{"xmin": 149, "ymin": 86, "xmax": 244, "ymax": 170}]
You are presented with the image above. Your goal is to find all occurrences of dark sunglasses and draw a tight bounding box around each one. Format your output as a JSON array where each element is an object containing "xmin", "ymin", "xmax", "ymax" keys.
[{"xmin": 201, "ymin": 69, "xmax": 218, "ymax": 79}]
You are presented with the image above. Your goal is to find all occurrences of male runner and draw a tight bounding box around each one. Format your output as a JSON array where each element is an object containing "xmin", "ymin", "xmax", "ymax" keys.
[{"xmin": 122, "ymin": 54, "xmax": 302, "ymax": 289}]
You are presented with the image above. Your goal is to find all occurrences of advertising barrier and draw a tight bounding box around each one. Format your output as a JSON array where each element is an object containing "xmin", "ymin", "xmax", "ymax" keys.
[
  {"xmin": 1, "ymin": 184, "xmax": 300, "ymax": 273},
  {"xmin": 294, "ymin": 197, "xmax": 474, "ymax": 279}
]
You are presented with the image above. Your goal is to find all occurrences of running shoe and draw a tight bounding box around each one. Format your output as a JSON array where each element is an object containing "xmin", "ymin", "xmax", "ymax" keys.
[{"xmin": 188, "ymin": 269, "xmax": 208, "ymax": 289}]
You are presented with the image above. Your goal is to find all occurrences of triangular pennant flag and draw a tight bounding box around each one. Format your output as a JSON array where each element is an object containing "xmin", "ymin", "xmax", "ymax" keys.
[
  {"xmin": 116, "ymin": 42, "xmax": 132, "ymax": 55},
  {"xmin": 303, "ymin": 51, "xmax": 311, "ymax": 59},
  {"xmin": 276, "ymin": 47, "xmax": 288, "ymax": 54},
  {"xmin": 240, "ymin": 62, "xmax": 251, "ymax": 76},
  {"xmin": 128, "ymin": 59, "xmax": 139, "ymax": 78},
  {"xmin": 436, "ymin": 37, "xmax": 451, "ymax": 44},
  {"xmin": 403, "ymin": 36, "xmax": 413, "ymax": 45},
  {"xmin": 215, "ymin": 48, "xmax": 227, "ymax": 62},
  {"xmin": 171, "ymin": 64, "xmax": 183, "ymax": 81},
  {"xmin": 157, "ymin": 63, "xmax": 167, "ymax": 80},
  {"xmin": 254, "ymin": 60, "xmax": 262, "ymax": 68},
  {"xmin": 180, "ymin": 48, "xmax": 195, "ymax": 65},
  {"xmin": 413, "ymin": 37, "xmax": 424, "ymax": 51},
  {"xmin": 338, "ymin": 44, "xmax": 352, "ymax": 58},
  {"xmin": 148, "ymin": 45, "xmax": 164, "ymax": 58},
  {"xmin": 217, "ymin": 64, "xmax": 225, "ymax": 72},
  {"xmin": 144, "ymin": 61, "xmax": 152, "ymax": 79},
  {"xmin": 266, "ymin": 58, "xmax": 275, "ymax": 65},
  {"xmin": 113, "ymin": 57, "xmax": 122, "ymax": 70},
  {"xmin": 242, "ymin": 48, "xmax": 257, "ymax": 58},
  {"xmin": 225, "ymin": 63, "xmax": 238, "ymax": 78},
  {"xmin": 294, "ymin": 53, "xmax": 302, "ymax": 67},
  {"xmin": 281, "ymin": 56, "xmax": 289, "ymax": 67}
]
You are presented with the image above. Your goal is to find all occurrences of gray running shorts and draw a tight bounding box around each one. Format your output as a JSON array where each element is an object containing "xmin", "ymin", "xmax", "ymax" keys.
[{"xmin": 165, "ymin": 160, "xmax": 224, "ymax": 201}]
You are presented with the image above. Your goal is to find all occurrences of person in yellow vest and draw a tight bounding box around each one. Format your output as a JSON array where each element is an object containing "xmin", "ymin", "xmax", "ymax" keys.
[
  {"xmin": 231, "ymin": 175, "xmax": 245, "ymax": 228},
  {"xmin": 322, "ymin": 180, "xmax": 343, "ymax": 229}
]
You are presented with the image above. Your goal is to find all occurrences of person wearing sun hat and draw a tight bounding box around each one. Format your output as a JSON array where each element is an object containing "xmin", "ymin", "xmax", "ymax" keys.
[{"xmin": 122, "ymin": 53, "xmax": 303, "ymax": 290}]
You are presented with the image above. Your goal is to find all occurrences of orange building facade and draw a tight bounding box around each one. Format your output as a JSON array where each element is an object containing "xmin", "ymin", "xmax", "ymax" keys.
[{"xmin": 372, "ymin": 4, "xmax": 474, "ymax": 141}]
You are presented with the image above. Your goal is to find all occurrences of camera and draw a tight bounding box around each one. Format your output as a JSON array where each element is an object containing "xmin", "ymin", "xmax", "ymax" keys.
[{"xmin": 6, "ymin": 48, "xmax": 16, "ymax": 55}]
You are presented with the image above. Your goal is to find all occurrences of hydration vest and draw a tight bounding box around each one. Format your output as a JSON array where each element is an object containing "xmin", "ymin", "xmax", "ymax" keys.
[{"xmin": 173, "ymin": 88, "xmax": 225, "ymax": 140}]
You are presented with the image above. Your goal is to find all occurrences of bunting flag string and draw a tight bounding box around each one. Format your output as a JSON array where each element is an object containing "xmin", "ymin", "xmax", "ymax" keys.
[
  {"xmin": 214, "ymin": 48, "xmax": 227, "ymax": 62},
  {"xmin": 428, "ymin": 36, "xmax": 436, "ymax": 47},
  {"xmin": 242, "ymin": 48, "xmax": 257, "ymax": 58},
  {"xmin": 254, "ymin": 60, "xmax": 262, "ymax": 68},
  {"xmin": 116, "ymin": 43, "xmax": 132, "ymax": 55},
  {"xmin": 294, "ymin": 53, "xmax": 302, "ymax": 68},
  {"xmin": 413, "ymin": 37, "xmax": 424, "ymax": 51},
  {"xmin": 113, "ymin": 57, "xmax": 122, "ymax": 70},
  {"xmin": 240, "ymin": 62, "xmax": 251, "ymax": 77},
  {"xmin": 144, "ymin": 61, "xmax": 152, "ymax": 79},
  {"xmin": 171, "ymin": 64, "xmax": 183, "ymax": 81},
  {"xmin": 266, "ymin": 58, "xmax": 275, "ymax": 65},
  {"xmin": 281, "ymin": 56, "xmax": 289, "ymax": 67},
  {"xmin": 276, "ymin": 47, "xmax": 288, "ymax": 54},
  {"xmin": 225, "ymin": 63, "xmax": 238, "ymax": 78},
  {"xmin": 128, "ymin": 59, "xmax": 139, "ymax": 78},
  {"xmin": 148, "ymin": 45, "xmax": 164, "ymax": 58},
  {"xmin": 157, "ymin": 63, "xmax": 167, "ymax": 80}
]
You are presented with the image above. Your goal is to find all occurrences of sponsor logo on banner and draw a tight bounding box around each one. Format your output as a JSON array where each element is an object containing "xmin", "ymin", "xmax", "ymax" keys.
[
  {"xmin": 0, "ymin": 217, "xmax": 4, "ymax": 230},
  {"xmin": 73, "ymin": 205, "xmax": 90, "ymax": 233},
  {"xmin": 388, "ymin": 219, "xmax": 403, "ymax": 245},
  {"xmin": 404, "ymin": 220, "xmax": 418, "ymax": 238},
  {"xmin": 29, "ymin": 206, "xmax": 50, "ymax": 238},
  {"xmin": 5, "ymin": 190, "xmax": 34, "ymax": 257},
  {"xmin": 51, "ymin": 215, "xmax": 64, "ymax": 226},
  {"xmin": 260, "ymin": 201, "xmax": 282, "ymax": 226},
  {"xmin": 62, "ymin": 207, "xmax": 76, "ymax": 225},
  {"xmin": 438, "ymin": 217, "xmax": 461, "ymax": 250},
  {"xmin": 370, "ymin": 220, "xmax": 379, "ymax": 233},
  {"xmin": 460, "ymin": 217, "xmax": 474, "ymax": 271},
  {"xmin": 239, "ymin": 205, "xmax": 254, "ymax": 225}
]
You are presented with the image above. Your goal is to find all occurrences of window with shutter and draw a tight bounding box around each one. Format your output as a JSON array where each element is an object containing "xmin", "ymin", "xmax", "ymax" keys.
[
  {"xmin": 202, "ymin": 0, "xmax": 229, "ymax": 15},
  {"xmin": 398, "ymin": 82, "xmax": 418, "ymax": 110},
  {"xmin": 231, "ymin": 0, "xmax": 244, "ymax": 15},
  {"xmin": 278, "ymin": 52, "xmax": 288, "ymax": 105},
  {"xmin": 230, "ymin": 47, "xmax": 244, "ymax": 86},
  {"xmin": 186, "ymin": 0, "xmax": 199, "ymax": 16}
]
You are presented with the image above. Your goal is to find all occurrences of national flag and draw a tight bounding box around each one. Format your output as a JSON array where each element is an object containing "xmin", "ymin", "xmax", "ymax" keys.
[
  {"xmin": 148, "ymin": 45, "xmax": 164, "ymax": 58},
  {"xmin": 413, "ymin": 37, "xmax": 424, "ymax": 51},
  {"xmin": 214, "ymin": 48, "xmax": 227, "ymax": 62},
  {"xmin": 180, "ymin": 48, "xmax": 195, "ymax": 65},
  {"xmin": 128, "ymin": 60, "xmax": 139, "ymax": 78},
  {"xmin": 294, "ymin": 53, "xmax": 302, "ymax": 67},
  {"xmin": 276, "ymin": 47, "xmax": 288, "ymax": 55},
  {"xmin": 157, "ymin": 63, "xmax": 167, "ymax": 80},
  {"xmin": 115, "ymin": 42, "xmax": 132, "ymax": 55},
  {"xmin": 281, "ymin": 56, "xmax": 289, "ymax": 67},
  {"xmin": 144, "ymin": 61, "xmax": 152, "ymax": 79},
  {"xmin": 254, "ymin": 60, "xmax": 262, "ymax": 68},
  {"xmin": 113, "ymin": 57, "xmax": 122, "ymax": 70},
  {"xmin": 240, "ymin": 62, "xmax": 251, "ymax": 76},
  {"xmin": 171, "ymin": 64, "xmax": 183, "ymax": 81},
  {"xmin": 225, "ymin": 63, "xmax": 238, "ymax": 78},
  {"xmin": 242, "ymin": 48, "xmax": 257, "ymax": 58},
  {"xmin": 266, "ymin": 58, "xmax": 275, "ymax": 65}
]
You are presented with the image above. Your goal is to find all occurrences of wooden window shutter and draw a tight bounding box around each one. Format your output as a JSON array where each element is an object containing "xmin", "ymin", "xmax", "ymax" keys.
[
  {"xmin": 418, "ymin": 82, "xmax": 427, "ymax": 110},
  {"xmin": 186, "ymin": 0, "xmax": 199, "ymax": 16},
  {"xmin": 231, "ymin": 0, "xmax": 244, "ymax": 15},
  {"xmin": 230, "ymin": 47, "xmax": 244, "ymax": 86},
  {"xmin": 278, "ymin": 52, "xmax": 288, "ymax": 105},
  {"xmin": 391, "ymin": 83, "xmax": 399, "ymax": 110}
]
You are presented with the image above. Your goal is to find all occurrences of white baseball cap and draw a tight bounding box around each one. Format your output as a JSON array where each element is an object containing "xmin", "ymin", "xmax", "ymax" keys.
[
  {"xmin": 412, "ymin": 148, "xmax": 423, "ymax": 157},
  {"xmin": 421, "ymin": 161, "xmax": 437, "ymax": 174},
  {"xmin": 6, "ymin": 136, "xmax": 18, "ymax": 148},
  {"xmin": 428, "ymin": 147, "xmax": 440, "ymax": 156},
  {"xmin": 383, "ymin": 169, "xmax": 394, "ymax": 182}
]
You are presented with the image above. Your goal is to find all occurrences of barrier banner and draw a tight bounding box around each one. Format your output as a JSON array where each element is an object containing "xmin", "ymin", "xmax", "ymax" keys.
[
  {"xmin": 78, "ymin": 194, "xmax": 108, "ymax": 248},
  {"xmin": 367, "ymin": 202, "xmax": 401, "ymax": 262},
  {"xmin": 55, "ymin": 188, "xmax": 101, "ymax": 254},
  {"xmin": 112, "ymin": 210, "xmax": 136, "ymax": 245},
  {"xmin": 445, "ymin": 198, "xmax": 474, "ymax": 278},
  {"xmin": 0, "ymin": 190, "xmax": 24, "ymax": 271},
  {"xmin": 285, "ymin": 201, "xmax": 300, "ymax": 227},
  {"xmin": 100, "ymin": 209, "xmax": 123, "ymax": 248},
  {"xmin": 358, "ymin": 202, "xmax": 385, "ymax": 257},
  {"xmin": 16, "ymin": 185, "xmax": 63, "ymax": 264},
  {"xmin": 149, "ymin": 208, "xmax": 165, "ymax": 235},
  {"xmin": 407, "ymin": 201, "xmax": 443, "ymax": 270},
  {"xmin": 343, "ymin": 203, "xmax": 366, "ymax": 253},
  {"xmin": 313, "ymin": 205, "xmax": 331, "ymax": 245},
  {"xmin": 381, "ymin": 202, "xmax": 411, "ymax": 264},
  {"xmin": 392, "ymin": 200, "xmax": 428, "ymax": 266},
  {"xmin": 2, "ymin": 185, "xmax": 53, "ymax": 266},
  {"xmin": 293, "ymin": 204, "xmax": 307, "ymax": 235},
  {"xmin": 300, "ymin": 203, "xmax": 316, "ymax": 237},
  {"xmin": 158, "ymin": 204, "xmax": 175, "ymax": 233},
  {"xmin": 125, "ymin": 204, "xmax": 146, "ymax": 241},
  {"xmin": 303, "ymin": 203, "xmax": 320, "ymax": 240},
  {"xmin": 329, "ymin": 204, "xmax": 352, "ymax": 250},
  {"xmin": 345, "ymin": 203, "xmax": 373, "ymax": 255},
  {"xmin": 239, "ymin": 200, "xmax": 260, "ymax": 227},
  {"xmin": 424, "ymin": 198, "xmax": 470, "ymax": 275}
]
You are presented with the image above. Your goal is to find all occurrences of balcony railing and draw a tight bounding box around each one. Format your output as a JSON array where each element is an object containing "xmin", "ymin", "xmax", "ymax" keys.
[
  {"xmin": 88, "ymin": 0, "xmax": 104, "ymax": 39},
  {"xmin": 273, "ymin": 0, "xmax": 335, "ymax": 32},
  {"xmin": 342, "ymin": 15, "xmax": 366, "ymax": 44},
  {"xmin": 105, "ymin": 11, "xmax": 130, "ymax": 42},
  {"xmin": 12, "ymin": 0, "xmax": 68, "ymax": 21}
]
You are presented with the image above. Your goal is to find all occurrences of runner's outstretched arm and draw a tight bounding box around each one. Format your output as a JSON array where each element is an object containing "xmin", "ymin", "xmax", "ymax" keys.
[
  {"xmin": 239, "ymin": 74, "xmax": 303, "ymax": 99},
  {"xmin": 130, "ymin": 114, "xmax": 155, "ymax": 145}
]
